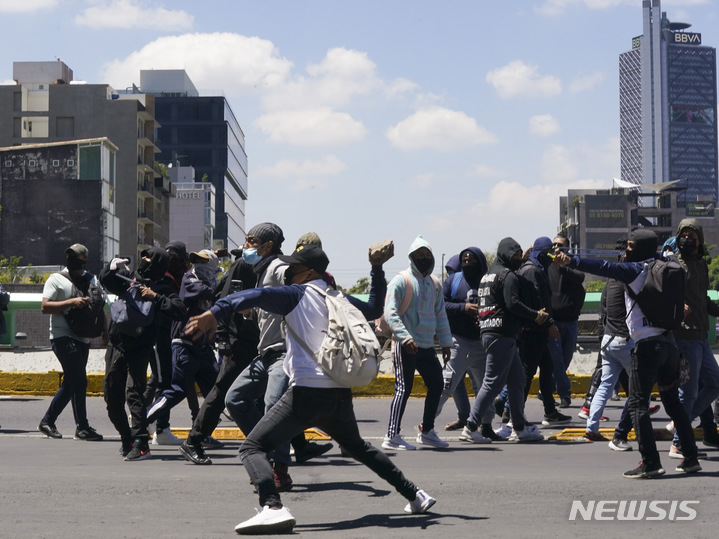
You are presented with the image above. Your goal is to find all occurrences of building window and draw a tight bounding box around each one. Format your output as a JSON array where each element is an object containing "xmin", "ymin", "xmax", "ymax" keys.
[
  {"xmin": 4, "ymin": 160, "xmax": 11, "ymax": 167},
  {"xmin": 52, "ymin": 159, "xmax": 60, "ymax": 167},
  {"xmin": 28, "ymin": 159, "xmax": 36, "ymax": 167},
  {"xmin": 67, "ymin": 159, "xmax": 75, "ymax": 167}
]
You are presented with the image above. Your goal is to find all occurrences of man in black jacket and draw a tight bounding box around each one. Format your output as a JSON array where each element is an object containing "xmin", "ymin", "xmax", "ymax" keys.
[
  {"xmin": 100, "ymin": 248, "xmax": 187, "ymax": 461},
  {"xmin": 517, "ymin": 237, "xmax": 571, "ymax": 425},
  {"xmin": 547, "ymin": 235, "xmax": 585, "ymax": 408}
]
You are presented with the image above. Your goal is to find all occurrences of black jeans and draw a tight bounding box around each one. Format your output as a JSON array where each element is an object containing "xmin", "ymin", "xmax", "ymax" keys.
[
  {"xmin": 240, "ymin": 386, "xmax": 419, "ymax": 509},
  {"xmin": 104, "ymin": 344, "xmax": 153, "ymax": 441},
  {"xmin": 187, "ymin": 339, "xmax": 257, "ymax": 444},
  {"xmin": 43, "ymin": 337, "xmax": 90, "ymax": 429},
  {"xmin": 629, "ymin": 334, "xmax": 698, "ymax": 466},
  {"xmin": 519, "ymin": 331, "xmax": 557, "ymax": 415}
]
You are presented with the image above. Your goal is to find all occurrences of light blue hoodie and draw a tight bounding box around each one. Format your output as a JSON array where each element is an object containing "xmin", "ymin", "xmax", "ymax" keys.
[{"xmin": 383, "ymin": 235, "xmax": 452, "ymax": 349}]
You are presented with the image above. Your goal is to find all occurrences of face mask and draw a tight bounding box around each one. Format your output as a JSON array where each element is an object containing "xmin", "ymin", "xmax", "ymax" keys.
[
  {"xmin": 136, "ymin": 259, "xmax": 152, "ymax": 279},
  {"xmin": 66, "ymin": 256, "xmax": 86, "ymax": 272},
  {"xmin": 536, "ymin": 252, "xmax": 551, "ymax": 268},
  {"xmin": 283, "ymin": 268, "xmax": 296, "ymax": 286},
  {"xmin": 242, "ymin": 247, "xmax": 263, "ymax": 266},
  {"xmin": 507, "ymin": 255, "xmax": 523, "ymax": 271},
  {"xmin": 678, "ymin": 237, "xmax": 698, "ymax": 255},
  {"xmin": 193, "ymin": 264, "xmax": 217, "ymax": 285},
  {"xmin": 462, "ymin": 263, "xmax": 481, "ymax": 280},
  {"xmin": 414, "ymin": 258, "xmax": 433, "ymax": 274}
]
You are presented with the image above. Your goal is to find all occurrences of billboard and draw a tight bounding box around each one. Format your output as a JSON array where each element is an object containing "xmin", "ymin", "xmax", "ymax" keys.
[
  {"xmin": 585, "ymin": 194, "xmax": 628, "ymax": 229},
  {"xmin": 686, "ymin": 201, "xmax": 715, "ymax": 218}
]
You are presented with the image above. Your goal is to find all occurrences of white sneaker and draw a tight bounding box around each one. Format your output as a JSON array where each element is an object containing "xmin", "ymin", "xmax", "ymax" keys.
[
  {"xmin": 234, "ymin": 506, "xmax": 296, "ymax": 535},
  {"xmin": 152, "ymin": 428, "xmax": 182, "ymax": 446},
  {"xmin": 508, "ymin": 424, "xmax": 544, "ymax": 442},
  {"xmin": 494, "ymin": 423, "xmax": 512, "ymax": 440},
  {"xmin": 382, "ymin": 434, "xmax": 416, "ymax": 451},
  {"xmin": 459, "ymin": 426, "xmax": 491, "ymax": 444},
  {"xmin": 404, "ymin": 489, "xmax": 436, "ymax": 514},
  {"xmin": 416, "ymin": 427, "xmax": 449, "ymax": 448},
  {"xmin": 666, "ymin": 421, "xmax": 675, "ymax": 433}
]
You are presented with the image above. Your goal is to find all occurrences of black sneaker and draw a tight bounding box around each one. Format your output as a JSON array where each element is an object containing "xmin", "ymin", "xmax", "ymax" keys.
[
  {"xmin": 623, "ymin": 460, "xmax": 665, "ymax": 479},
  {"xmin": 124, "ymin": 440, "xmax": 151, "ymax": 461},
  {"xmin": 559, "ymin": 397, "xmax": 572, "ymax": 408},
  {"xmin": 120, "ymin": 436, "xmax": 133, "ymax": 457},
  {"xmin": 38, "ymin": 421, "xmax": 62, "ymax": 439},
  {"xmin": 480, "ymin": 424, "xmax": 505, "ymax": 442},
  {"xmin": 702, "ymin": 427, "xmax": 719, "ymax": 448},
  {"xmin": 294, "ymin": 441, "xmax": 333, "ymax": 464},
  {"xmin": 676, "ymin": 457, "xmax": 702, "ymax": 473},
  {"xmin": 201, "ymin": 435, "xmax": 224, "ymax": 450},
  {"xmin": 541, "ymin": 411, "xmax": 572, "ymax": 425},
  {"xmin": 74, "ymin": 426, "xmax": 103, "ymax": 441},
  {"xmin": 444, "ymin": 419, "xmax": 466, "ymax": 431},
  {"xmin": 179, "ymin": 440, "xmax": 212, "ymax": 465}
]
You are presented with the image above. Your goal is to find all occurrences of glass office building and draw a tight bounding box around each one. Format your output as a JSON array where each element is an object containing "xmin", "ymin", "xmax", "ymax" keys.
[{"xmin": 619, "ymin": 0, "xmax": 718, "ymax": 208}]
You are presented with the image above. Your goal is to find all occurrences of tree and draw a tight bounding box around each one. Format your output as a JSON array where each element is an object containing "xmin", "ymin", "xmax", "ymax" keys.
[
  {"xmin": 708, "ymin": 256, "xmax": 719, "ymax": 291},
  {"xmin": 347, "ymin": 277, "xmax": 370, "ymax": 295}
]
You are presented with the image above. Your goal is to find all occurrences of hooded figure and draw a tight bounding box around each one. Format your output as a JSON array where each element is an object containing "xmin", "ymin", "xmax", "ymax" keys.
[
  {"xmin": 527, "ymin": 236, "xmax": 554, "ymax": 273},
  {"xmin": 191, "ymin": 249, "xmax": 220, "ymax": 286},
  {"xmin": 381, "ymin": 235, "xmax": 453, "ymax": 451},
  {"xmin": 675, "ymin": 218, "xmax": 708, "ymax": 258},
  {"xmin": 136, "ymin": 247, "xmax": 170, "ymax": 284},
  {"xmin": 625, "ymin": 229, "xmax": 658, "ymax": 262},
  {"xmin": 495, "ymin": 237, "xmax": 523, "ymax": 271}
]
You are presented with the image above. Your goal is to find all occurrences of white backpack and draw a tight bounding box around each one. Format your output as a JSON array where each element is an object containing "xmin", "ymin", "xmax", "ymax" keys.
[{"xmin": 285, "ymin": 283, "xmax": 381, "ymax": 387}]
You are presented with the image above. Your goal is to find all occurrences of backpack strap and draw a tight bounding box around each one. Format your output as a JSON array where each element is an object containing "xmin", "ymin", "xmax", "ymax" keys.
[
  {"xmin": 397, "ymin": 270, "xmax": 413, "ymax": 317},
  {"xmin": 449, "ymin": 272, "xmax": 463, "ymax": 299}
]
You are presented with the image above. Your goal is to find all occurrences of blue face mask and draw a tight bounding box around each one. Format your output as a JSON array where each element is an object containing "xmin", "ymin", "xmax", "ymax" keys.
[{"xmin": 242, "ymin": 247, "xmax": 263, "ymax": 266}]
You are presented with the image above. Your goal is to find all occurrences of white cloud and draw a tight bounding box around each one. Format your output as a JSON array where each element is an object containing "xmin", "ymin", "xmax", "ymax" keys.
[
  {"xmin": 541, "ymin": 137, "xmax": 620, "ymax": 181},
  {"xmin": 254, "ymin": 108, "xmax": 367, "ymax": 147},
  {"xmin": 529, "ymin": 114, "xmax": 561, "ymax": 136},
  {"xmin": 101, "ymin": 33, "xmax": 292, "ymax": 91},
  {"xmin": 75, "ymin": 0, "xmax": 193, "ymax": 30},
  {"xmin": 386, "ymin": 107, "xmax": 497, "ymax": 151},
  {"xmin": 255, "ymin": 155, "xmax": 346, "ymax": 178},
  {"xmin": 261, "ymin": 47, "xmax": 417, "ymax": 111},
  {"xmin": 569, "ymin": 72, "xmax": 605, "ymax": 93},
  {"xmin": 537, "ymin": 0, "xmax": 708, "ymax": 17},
  {"xmin": 0, "ymin": 0, "xmax": 56, "ymax": 12},
  {"xmin": 262, "ymin": 47, "xmax": 381, "ymax": 110},
  {"xmin": 486, "ymin": 60, "xmax": 562, "ymax": 99},
  {"xmin": 468, "ymin": 164, "xmax": 508, "ymax": 178}
]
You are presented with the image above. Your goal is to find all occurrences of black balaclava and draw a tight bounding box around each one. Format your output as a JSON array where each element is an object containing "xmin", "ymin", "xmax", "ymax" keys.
[
  {"xmin": 625, "ymin": 229, "xmax": 658, "ymax": 262},
  {"xmin": 136, "ymin": 247, "xmax": 170, "ymax": 284},
  {"xmin": 496, "ymin": 237, "xmax": 523, "ymax": 271}
]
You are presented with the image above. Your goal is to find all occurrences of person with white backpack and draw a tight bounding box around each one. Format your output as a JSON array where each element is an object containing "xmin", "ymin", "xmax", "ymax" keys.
[{"xmin": 185, "ymin": 244, "xmax": 436, "ymax": 535}]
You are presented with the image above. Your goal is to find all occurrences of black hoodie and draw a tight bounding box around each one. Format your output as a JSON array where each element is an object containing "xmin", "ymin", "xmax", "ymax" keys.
[
  {"xmin": 100, "ymin": 247, "xmax": 187, "ymax": 352},
  {"xmin": 478, "ymin": 238, "xmax": 540, "ymax": 337}
]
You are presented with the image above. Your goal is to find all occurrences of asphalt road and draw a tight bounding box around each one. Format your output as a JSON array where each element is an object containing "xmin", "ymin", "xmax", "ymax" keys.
[{"xmin": 1, "ymin": 394, "xmax": 718, "ymax": 538}]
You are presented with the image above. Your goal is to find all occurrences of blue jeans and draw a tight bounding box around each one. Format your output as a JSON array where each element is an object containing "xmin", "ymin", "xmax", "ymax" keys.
[
  {"xmin": 468, "ymin": 334, "xmax": 527, "ymax": 431},
  {"xmin": 673, "ymin": 339, "xmax": 719, "ymax": 445},
  {"xmin": 629, "ymin": 334, "xmax": 697, "ymax": 466},
  {"xmin": 240, "ymin": 386, "xmax": 419, "ymax": 509},
  {"xmin": 146, "ymin": 342, "xmax": 219, "ymax": 425},
  {"xmin": 435, "ymin": 335, "xmax": 491, "ymax": 424},
  {"xmin": 225, "ymin": 351, "xmax": 291, "ymax": 465},
  {"xmin": 587, "ymin": 334, "xmax": 633, "ymax": 432},
  {"xmin": 43, "ymin": 337, "xmax": 90, "ymax": 429},
  {"xmin": 548, "ymin": 320, "xmax": 579, "ymax": 400}
]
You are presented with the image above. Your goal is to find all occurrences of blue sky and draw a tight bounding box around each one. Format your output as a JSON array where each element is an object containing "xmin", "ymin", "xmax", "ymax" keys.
[{"xmin": 1, "ymin": 0, "xmax": 716, "ymax": 287}]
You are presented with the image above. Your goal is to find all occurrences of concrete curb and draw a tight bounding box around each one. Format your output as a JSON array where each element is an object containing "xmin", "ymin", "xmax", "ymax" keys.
[{"xmin": 0, "ymin": 372, "xmax": 595, "ymax": 398}]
